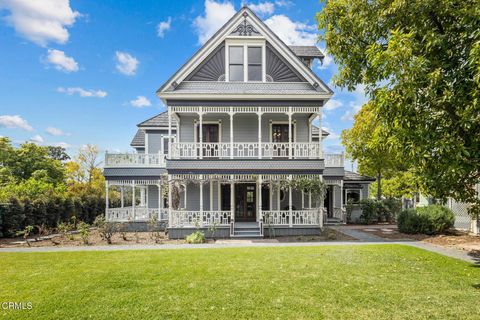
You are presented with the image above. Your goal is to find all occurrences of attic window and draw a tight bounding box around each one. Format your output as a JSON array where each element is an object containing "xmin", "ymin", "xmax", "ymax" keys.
[{"xmin": 227, "ymin": 42, "xmax": 265, "ymax": 82}]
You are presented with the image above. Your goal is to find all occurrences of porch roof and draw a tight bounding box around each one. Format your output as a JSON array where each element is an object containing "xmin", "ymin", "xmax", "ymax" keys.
[
  {"xmin": 130, "ymin": 129, "xmax": 145, "ymax": 146},
  {"xmin": 103, "ymin": 167, "xmax": 166, "ymax": 179},
  {"xmin": 165, "ymin": 82, "xmax": 321, "ymax": 95},
  {"xmin": 344, "ymin": 170, "xmax": 376, "ymax": 182}
]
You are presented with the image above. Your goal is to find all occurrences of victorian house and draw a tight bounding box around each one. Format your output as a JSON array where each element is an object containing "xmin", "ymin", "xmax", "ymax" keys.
[{"xmin": 103, "ymin": 7, "xmax": 373, "ymax": 238}]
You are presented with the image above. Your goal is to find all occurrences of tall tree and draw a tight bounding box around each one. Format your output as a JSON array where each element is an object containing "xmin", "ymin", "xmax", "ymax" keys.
[
  {"xmin": 342, "ymin": 102, "xmax": 397, "ymax": 199},
  {"xmin": 318, "ymin": 0, "xmax": 480, "ymax": 215}
]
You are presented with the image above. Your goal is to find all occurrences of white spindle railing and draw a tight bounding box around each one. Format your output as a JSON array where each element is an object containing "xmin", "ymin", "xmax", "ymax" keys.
[
  {"xmin": 106, "ymin": 207, "xmax": 168, "ymax": 222},
  {"xmin": 105, "ymin": 153, "xmax": 166, "ymax": 167},
  {"xmin": 332, "ymin": 207, "xmax": 346, "ymax": 222},
  {"xmin": 170, "ymin": 210, "xmax": 231, "ymax": 227},
  {"xmin": 324, "ymin": 153, "xmax": 344, "ymax": 167},
  {"xmin": 170, "ymin": 142, "xmax": 325, "ymax": 159},
  {"xmin": 262, "ymin": 210, "xmax": 321, "ymax": 226}
]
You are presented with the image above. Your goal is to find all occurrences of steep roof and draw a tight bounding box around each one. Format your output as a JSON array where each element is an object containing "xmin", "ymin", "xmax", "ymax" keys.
[
  {"xmin": 156, "ymin": 6, "xmax": 332, "ymax": 99},
  {"xmin": 130, "ymin": 129, "xmax": 145, "ymax": 146},
  {"xmin": 344, "ymin": 170, "xmax": 376, "ymax": 182},
  {"xmin": 289, "ymin": 46, "xmax": 324, "ymax": 58},
  {"xmin": 137, "ymin": 111, "xmax": 177, "ymax": 128}
]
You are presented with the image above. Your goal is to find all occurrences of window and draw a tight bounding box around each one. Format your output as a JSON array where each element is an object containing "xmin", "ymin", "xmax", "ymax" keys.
[
  {"xmin": 227, "ymin": 44, "xmax": 264, "ymax": 82},
  {"xmin": 229, "ymin": 46, "xmax": 244, "ymax": 81},
  {"xmin": 345, "ymin": 189, "xmax": 361, "ymax": 204},
  {"xmin": 248, "ymin": 47, "xmax": 262, "ymax": 81}
]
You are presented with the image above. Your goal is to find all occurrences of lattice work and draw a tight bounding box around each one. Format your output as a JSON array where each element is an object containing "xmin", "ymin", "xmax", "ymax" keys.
[{"xmin": 447, "ymin": 199, "xmax": 472, "ymax": 230}]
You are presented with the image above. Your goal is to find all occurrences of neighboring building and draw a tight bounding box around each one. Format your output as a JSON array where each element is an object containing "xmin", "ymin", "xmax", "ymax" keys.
[{"xmin": 103, "ymin": 7, "xmax": 374, "ymax": 238}]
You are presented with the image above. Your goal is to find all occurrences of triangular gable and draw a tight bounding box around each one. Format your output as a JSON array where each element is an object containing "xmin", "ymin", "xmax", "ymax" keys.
[{"xmin": 157, "ymin": 6, "xmax": 332, "ymax": 95}]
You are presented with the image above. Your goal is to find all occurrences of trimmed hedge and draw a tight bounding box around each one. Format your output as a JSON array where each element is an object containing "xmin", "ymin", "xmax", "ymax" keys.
[
  {"xmin": 0, "ymin": 195, "xmax": 105, "ymax": 237},
  {"xmin": 397, "ymin": 205, "xmax": 454, "ymax": 235}
]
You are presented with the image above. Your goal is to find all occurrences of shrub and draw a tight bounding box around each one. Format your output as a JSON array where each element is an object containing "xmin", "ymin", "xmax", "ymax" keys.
[
  {"xmin": 359, "ymin": 199, "xmax": 379, "ymax": 224},
  {"xmin": 77, "ymin": 222, "xmax": 90, "ymax": 245},
  {"xmin": 94, "ymin": 215, "xmax": 117, "ymax": 244},
  {"xmin": 397, "ymin": 205, "xmax": 454, "ymax": 235},
  {"xmin": 382, "ymin": 198, "xmax": 402, "ymax": 223},
  {"xmin": 186, "ymin": 231, "xmax": 205, "ymax": 244}
]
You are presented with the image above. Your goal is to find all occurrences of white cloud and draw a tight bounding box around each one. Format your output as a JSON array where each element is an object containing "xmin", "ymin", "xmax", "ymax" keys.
[
  {"xmin": 57, "ymin": 87, "xmax": 107, "ymax": 98},
  {"xmin": 323, "ymin": 99, "xmax": 342, "ymax": 111},
  {"xmin": 130, "ymin": 96, "xmax": 151, "ymax": 108},
  {"xmin": 53, "ymin": 142, "xmax": 71, "ymax": 148},
  {"xmin": 193, "ymin": 0, "xmax": 236, "ymax": 45},
  {"xmin": 274, "ymin": 0, "xmax": 293, "ymax": 8},
  {"xmin": 322, "ymin": 128, "xmax": 340, "ymax": 141},
  {"xmin": 115, "ymin": 51, "xmax": 139, "ymax": 76},
  {"xmin": 264, "ymin": 15, "xmax": 317, "ymax": 45},
  {"xmin": 46, "ymin": 49, "xmax": 79, "ymax": 72},
  {"xmin": 157, "ymin": 17, "xmax": 172, "ymax": 38},
  {"xmin": 29, "ymin": 134, "xmax": 44, "ymax": 144},
  {"xmin": 317, "ymin": 51, "xmax": 334, "ymax": 70},
  {"xmin": 0, "ymin": 115, "xmax": 33, "ymax": 131},
  {"xmin": 247, "ymin": 2, "xmax": 275, "ymax": 16},
  {"xmin": 45, "ymin": 126, "xmax": 69, "ymax": 136},
  {"xmin": 0, "ymin": 0, "xmax": 80, "ymax": 47}
]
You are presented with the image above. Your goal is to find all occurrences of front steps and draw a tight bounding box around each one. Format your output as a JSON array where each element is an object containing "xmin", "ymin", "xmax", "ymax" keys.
[
  {"xmin": 324, "ymin": 217, "xmax": 345, "ymax": 225},
  {"xmin": 231, "ymin": 222, "xmax": 263, "ymax": 238}
]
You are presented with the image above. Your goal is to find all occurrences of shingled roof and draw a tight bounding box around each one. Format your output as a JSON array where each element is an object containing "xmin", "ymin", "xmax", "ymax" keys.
[
  {"xmin": 137, "ymin": 111, "xmax": 177, "ymax": 127},
  {"xmin": 289, "ymin": 46, "xmax": 324, "ymax": 58},
  {"xmin": 344, "ymin": 170, "xmax": 376, "ymax": 182},
  {"xmin": 130, "ymin": 129, "xmax": 145, "ymax": 147},
  {"xmin": 312, "ymin": 125, "xmax": 329, "ymax": 137}
]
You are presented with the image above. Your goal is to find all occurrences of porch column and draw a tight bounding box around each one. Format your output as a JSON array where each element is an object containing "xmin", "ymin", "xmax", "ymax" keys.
[
  {"xmin": 277, "ymin": 184, "xmax": 281, "ymax": 211},
  {"xmin": 309, "ymin": 190, "xmax": 312, "ymax": 209},
  {"xmin": 301, "ymin": 190, "xmax": 304, "ymax": 209},
  {"xmin": 168, "ymin": 108, "xmax": 172, "ymax": 159},
  {"xmin": 258, "ymin": 175, "xmax": 262, "ymax": 222},
  {"xmin": 229, "ymin": 112, "xmax": 234, "ymax": 159},
  {"xmin": 269, "ymin": 181, "xmax": 273, "ymax": 211},
  {"xmin": 132, "ymin": 180, "xmax": 136, "ymax": 220},
  {"xmin": 199, "ymin": 109, "xmax": 203, "ymax": 160},
  {"xmin": 288, "ymin": 109, "xmax": 292, "ymax": 159},
  {"xmin": 288, "ymin": 175, "xmax": 293, "ymax": 227},
  {"xmin": 120, "ymin": 185, "xmax": 124, "ymax": 208},
  {"xmin": 168, "ymin": 176, "xmax": 172, "ymax": 227},
  {"xmin": 318, "ymin": 107, "xmax": 322, "ymax": 158},
  {"xmin": 105, "ymin": 181, "xmax": 109, "ymax": 218},
  {"xmin": 200, "ymin": 175, "xmax": 204, "ymax": 223},
  {"xmin": 209, "ymin": 180, "xmax": 213, "ymax": 211},
  {"xmin": 257, "ymin": 110, "xmax": 263, "ymax": 159},
  {"xmin": 140, "ymin": 186, "xmax": 146, "ymax": 207},
  {"xmin": 230, "ymin": 180, "xmax": 235, "ymax": 222},
  {"xmin": 217, "ymin": 180, "xmax": 221, "ymax": 211}
]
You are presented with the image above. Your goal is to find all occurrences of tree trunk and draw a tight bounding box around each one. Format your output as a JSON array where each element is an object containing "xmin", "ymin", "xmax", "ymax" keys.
[{"xmin": 377, "ymin": 171, "xmax": 382, "ymax": 200}]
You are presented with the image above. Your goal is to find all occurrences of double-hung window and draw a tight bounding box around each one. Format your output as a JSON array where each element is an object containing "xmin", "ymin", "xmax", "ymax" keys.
[{"xmin": 228, "ymin": 43, "xmax": 264, "ymax": 82}]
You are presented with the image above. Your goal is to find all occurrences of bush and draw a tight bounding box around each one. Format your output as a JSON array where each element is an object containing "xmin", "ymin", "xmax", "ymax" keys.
[
  {"xmin": 397, "ymin": 205, "xmax": 454, "ymax": 235},
  {"xmin": 94, "ymin": 215, "xmax": 117, "ymax": 244},
  {"xmin": 186, "ymin": 231, "xmax": 205, "ymax": 244},
  {"xmin": 382, "ymin": 198, "xmax": 402, "ymax": 222},
  {"xmin": 359, "ymin": 199, "xmax": 379, "ymax": 224},
  {"xmin": 77, "ymin": 222, "xmax": 90, "ymax": 245}
]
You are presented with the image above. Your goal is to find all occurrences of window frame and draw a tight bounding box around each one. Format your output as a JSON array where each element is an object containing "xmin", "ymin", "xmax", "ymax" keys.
[
  {"xmin": 344, "ymin": 188, "xmax": 362, "ymax": 205},
  {"xmin": 225, "ymin": 39, "xmax": 266, "ymax": 82}
]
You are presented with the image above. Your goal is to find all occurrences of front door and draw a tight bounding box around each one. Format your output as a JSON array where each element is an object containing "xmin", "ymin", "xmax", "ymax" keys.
[
  {"xmin": 271, "ymin": 123, "xmax": 292, "ymax": 157},
  {"xmin": 235, "ymin": 184, "xmax": 256, "ymax": 222},
  {"xmin": 197, "ymin": 123, "xmax": 219, "ymax": 157}
]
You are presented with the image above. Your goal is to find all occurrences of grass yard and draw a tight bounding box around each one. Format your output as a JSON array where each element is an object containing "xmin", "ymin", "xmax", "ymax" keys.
[{"xmin": 1, "ymin": 245, "xmax": 479, "ymax": 319}]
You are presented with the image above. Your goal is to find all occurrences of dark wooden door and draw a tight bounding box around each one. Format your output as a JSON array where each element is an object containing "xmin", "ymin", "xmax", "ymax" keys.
[
  {"xmin": 235, "ymin": 184, "xmax": 256, "ymax": 222},
  {"xmin": 197, "ymin": 124, "xmax": 219, "ymax": 157},
  {"xmin": 272, "ymin": 124, "xmax": 292, "ymax": 157}
]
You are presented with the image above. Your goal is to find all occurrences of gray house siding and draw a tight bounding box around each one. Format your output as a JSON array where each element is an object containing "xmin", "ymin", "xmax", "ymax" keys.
[
  {"xmin": 148, "ymin": 185, "xmax": 159, "ymax": 208},
  {"xmin": 146, "ymin": 129, "xmax": 169, "ymax": 153},
  {"xmin": 178, "ymin": 113, "xmax": 312, "ymax": 143}
]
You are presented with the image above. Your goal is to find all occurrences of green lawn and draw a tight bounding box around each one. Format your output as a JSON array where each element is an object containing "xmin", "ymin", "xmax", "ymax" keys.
[{"xmin": 1, "ymin": 245, "xmax": 479, "ymax": 319}]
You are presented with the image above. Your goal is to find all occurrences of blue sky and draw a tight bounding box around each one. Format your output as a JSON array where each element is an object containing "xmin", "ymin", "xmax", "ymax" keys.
[{"xmin": 0, "ymin": 0, "xmax": 366, "ymax": 165}]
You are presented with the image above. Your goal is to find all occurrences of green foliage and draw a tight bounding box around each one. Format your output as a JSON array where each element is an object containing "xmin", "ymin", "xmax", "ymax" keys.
[
  {"xmin": 382, "ymin": 198, "xmax": 402, "ymax": 223},
  {"xmin": 16, "ymin": 225, "xmax": 34, "ymax": 246},
  {"xmin": 77, "ymin": 221, "xmax": 90, "ymax": 245},
  {"xmin": 186, "ymin": 231, "xmax": 206, "ymax": 244},
  {"xmin": 318, "ymin": 0, "xmax": 480, "ymax": 215},
  {"xmin": 397, "ymin": 205, "xmax": 455, "ymax": 235},
  {"xmin": 359, "ymin": 199, "xmax": 380, "ymax": 224}
]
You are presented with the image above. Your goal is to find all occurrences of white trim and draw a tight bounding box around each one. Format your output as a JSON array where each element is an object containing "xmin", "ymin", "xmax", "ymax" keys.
[
  {"xmin": 145, "ymin": 132, "xmax": 149, "ymax": 154},
  {"xmin": 344, "ymin": 188, "xmax": 363, "ymax": 205},
  {"xmin": 225, "ymin": 39, "xmax": 266, "ymax": 83},
  {"xmin": 160, "ymin": 93, "xmax": 332, "ymax": 100},
  {"xmin": 156, "ymin": 7, "xmax": 332, "ymax": 99}
]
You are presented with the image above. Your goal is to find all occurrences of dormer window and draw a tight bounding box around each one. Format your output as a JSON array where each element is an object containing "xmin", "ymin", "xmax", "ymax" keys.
[{"xmin": 226, "ymin": 40, "xmax": 265, "ymax": 82}]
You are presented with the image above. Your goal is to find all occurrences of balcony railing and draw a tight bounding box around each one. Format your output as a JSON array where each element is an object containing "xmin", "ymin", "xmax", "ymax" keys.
[
  {"xmin": 106, "ymin": 207, "xmax": 168, "ymax": 222},
  {"xmin": 324, "ymin": 153, "xmax": 344, "ymax": 167},
  {"xmin": 170, "ymin": 142, "xmax": 323, "ymax": 159},
  {"xmin": 105, "ymin": 153, "xmax": 166, "ymax": 167}
]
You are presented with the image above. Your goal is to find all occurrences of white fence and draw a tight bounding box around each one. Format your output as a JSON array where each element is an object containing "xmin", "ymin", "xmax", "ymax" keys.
[{"xmin": 262, "ymin": 210, "xmax": 321, "ymax": 226}]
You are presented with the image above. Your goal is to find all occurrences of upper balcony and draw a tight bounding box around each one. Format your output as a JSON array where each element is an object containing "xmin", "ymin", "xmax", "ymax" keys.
[{"xmin": 104, "ymin": 150, "xmax": 344, "ymax": 168}]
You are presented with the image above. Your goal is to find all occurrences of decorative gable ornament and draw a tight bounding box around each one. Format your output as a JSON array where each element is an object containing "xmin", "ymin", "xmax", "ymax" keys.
[{"xmin": 230, "ymin": 17, "xmax": 261, "ymax": 36}]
